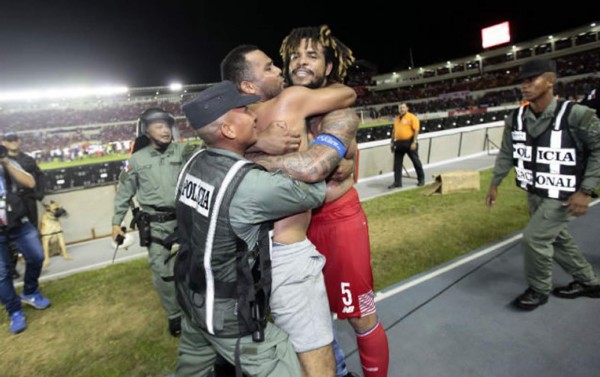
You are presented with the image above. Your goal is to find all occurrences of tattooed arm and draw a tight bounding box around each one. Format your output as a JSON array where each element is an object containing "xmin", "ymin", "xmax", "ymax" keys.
[{"xmin": 251, "ymin": 108, "xmax": 359, "ymax": 182}]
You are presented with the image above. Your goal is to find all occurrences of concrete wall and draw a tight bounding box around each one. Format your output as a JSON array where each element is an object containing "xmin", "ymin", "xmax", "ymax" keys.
[
  {"xmin": 40, "ymin": 184, "xmax": 133, "ymax": 245},
  {"xmin": 47, "ymin": 122, "xmax": 504, "ymax": 245},
  {"xmin": 357, "ymin": 121, "xmax": 503, "ymax": 181}
]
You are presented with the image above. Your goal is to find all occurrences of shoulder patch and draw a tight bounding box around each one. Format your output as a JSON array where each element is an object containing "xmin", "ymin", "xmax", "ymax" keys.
[
  {"xmin": 118, "ymin": 170, "xmax": 129, "ymax": 182},
  {"xmin": 182, "ymin": 143, "xmax": 201, "ymax": 161}
]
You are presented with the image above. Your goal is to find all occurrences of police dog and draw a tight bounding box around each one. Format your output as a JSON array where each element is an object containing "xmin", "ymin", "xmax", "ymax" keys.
[{"xmin": 40, "ymin": 200, "xmax": 72, "ymax": 268}]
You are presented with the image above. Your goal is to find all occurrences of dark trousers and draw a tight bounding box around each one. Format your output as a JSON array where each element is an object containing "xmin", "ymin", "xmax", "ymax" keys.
[
  {"xmin": 392, "ymin": 140, "xmax": 424, "ymax": 186},
  {"xmin": 0, "ymin": 221, "xmax": 44, "ymax": 315},
  {"xmin": 23, "ymin": 197, "xmax": 39, "ymax": 230}
]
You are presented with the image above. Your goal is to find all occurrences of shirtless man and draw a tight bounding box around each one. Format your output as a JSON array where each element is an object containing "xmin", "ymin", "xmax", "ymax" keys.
[
  {"xmin": 220, "ymin": 41, "xmax": 358, "ymax": 377},
  {"xmin": 277, "ymin": 26, "xmax": 389, "ymax": 377}
]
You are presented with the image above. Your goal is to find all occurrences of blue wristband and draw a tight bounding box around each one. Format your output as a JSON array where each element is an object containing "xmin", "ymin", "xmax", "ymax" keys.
[{"xmin": 311, "ymin": 133, "xmax": 347, "ymax": 159}]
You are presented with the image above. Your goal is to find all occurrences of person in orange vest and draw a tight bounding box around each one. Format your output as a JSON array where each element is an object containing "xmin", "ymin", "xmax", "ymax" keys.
[{"xmin": 389, "ymin": 102, "xmax": 425, "ymax": 189}]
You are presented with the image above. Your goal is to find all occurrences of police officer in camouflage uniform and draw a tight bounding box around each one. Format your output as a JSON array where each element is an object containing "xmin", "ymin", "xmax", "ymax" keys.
[
  {"xmin": 112, "ymin": 108, "xmax": 197, "ymax": 336},
  {"xmin": 486, "ymin": 59, "xmax": 600, "ymax": 311}
]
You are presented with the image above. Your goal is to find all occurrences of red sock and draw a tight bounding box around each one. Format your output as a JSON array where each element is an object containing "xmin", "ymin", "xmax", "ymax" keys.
[{"xmin": 356, "ymin": 321, "xmax": 389, "ymax": 377}]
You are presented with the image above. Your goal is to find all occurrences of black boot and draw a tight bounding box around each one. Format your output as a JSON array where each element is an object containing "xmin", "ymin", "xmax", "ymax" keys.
[{"xmin": 513, "ymin": 288, "xmax": 548, "ymax": 310}]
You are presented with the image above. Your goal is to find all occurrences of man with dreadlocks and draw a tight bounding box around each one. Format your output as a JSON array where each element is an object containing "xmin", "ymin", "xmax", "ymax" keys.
[
  {"xmin": 280, "ymin": 25, "xmax": 390, "ymax": 377},
  {"xmin": 219, "ymin": 41, "xmax": 358, "ymax": 377}
]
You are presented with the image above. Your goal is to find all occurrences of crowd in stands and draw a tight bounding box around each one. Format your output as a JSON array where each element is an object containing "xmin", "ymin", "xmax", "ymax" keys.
[
  {"xmin": 0, "ymin": 99, "xmax": 183, "ymax": 131},
  {"xmin": 354, "ymin": 49, "xmax": 600, "ymax": 106},
  {"xmin": 362, "ymin": 76, "xmax": 600, "ymax": 121},
  {"xmin": 355, "ymin": 49, "xmax": 600, "ymax": 121},
  {"xmin": 2, "ymin": 48, "xmax": 599, "ymax": 158}
]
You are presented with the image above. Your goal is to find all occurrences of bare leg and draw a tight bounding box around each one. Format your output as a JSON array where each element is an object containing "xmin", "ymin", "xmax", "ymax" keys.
[
  {"xmin": 348, "ymin": 312, "xmax": 378, "ymax": 332},
  {"xmin": 297, "ymin": 343, "xmax": 335, "ymax": 377}
]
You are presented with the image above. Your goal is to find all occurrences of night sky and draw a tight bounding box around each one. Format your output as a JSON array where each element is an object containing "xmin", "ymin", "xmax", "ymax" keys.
[{"xmin": 0, "ymin": 1, "xmax": 596, "ymax": 90}]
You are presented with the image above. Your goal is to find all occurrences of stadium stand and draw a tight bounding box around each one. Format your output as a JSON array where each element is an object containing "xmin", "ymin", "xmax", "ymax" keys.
[{"xmin": 1, "ymin": 21, "xmax": 598, "ymax": 193}]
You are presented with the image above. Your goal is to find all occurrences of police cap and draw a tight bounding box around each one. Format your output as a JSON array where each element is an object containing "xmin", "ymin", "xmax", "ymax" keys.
[{"xmin": 182, "ymin": 81, "xmax": 260, "ymax": 130}]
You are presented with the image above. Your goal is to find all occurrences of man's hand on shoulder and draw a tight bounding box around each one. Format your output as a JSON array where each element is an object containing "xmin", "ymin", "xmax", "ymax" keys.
[{"xmin": 329, "ymin": 158, "xmax": 355, "ymax": 182}]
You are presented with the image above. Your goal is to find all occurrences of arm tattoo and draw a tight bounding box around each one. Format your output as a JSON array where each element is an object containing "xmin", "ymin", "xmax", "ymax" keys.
[
  {"xmin": 250, "ymin": 108, "xmax": 358, "ymax": 183},
  {"xmin": 319, "ymin": 108, "xmax": 359, "ymax": 147},
  {"xmin": 252, "ymin": 144, "xmax": 340, "ymax": 183}
]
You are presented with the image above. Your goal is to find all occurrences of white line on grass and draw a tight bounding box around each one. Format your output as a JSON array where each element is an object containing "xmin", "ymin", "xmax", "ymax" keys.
[
  {"xmin": 374, "ymin": 199, "xmax": 600, "ymax": 303},
  {"xmin": 374, "ymin": 233, "xmax": 522, "ymax": 302}
]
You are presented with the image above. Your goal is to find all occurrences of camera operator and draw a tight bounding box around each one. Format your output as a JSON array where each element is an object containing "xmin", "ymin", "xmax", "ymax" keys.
[
  {"xmin": 2, "ymin": 132, "xmax": 46, "ymax": 279},
  {"xmin": 0, "ymin": 147, "xmax": 50, "ymax": 334}
]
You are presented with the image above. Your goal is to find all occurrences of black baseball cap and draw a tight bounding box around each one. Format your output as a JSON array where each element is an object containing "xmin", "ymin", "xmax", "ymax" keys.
[
  {"xmin": 3, "ymin": 132, "xmax": 19, "ymax": 142},
  {"xmin": 182, "ymin": 81, "xmax": 260, "ymax": 130},
  {"xmin": 517, "ymin": 59, "xmax": 557, "ymax": 80}
]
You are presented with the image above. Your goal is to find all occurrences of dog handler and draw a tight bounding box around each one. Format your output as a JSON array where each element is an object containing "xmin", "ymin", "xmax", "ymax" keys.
[{"xmin": 112, "ymin": 108, "xmax": 197, "ymax": 337}]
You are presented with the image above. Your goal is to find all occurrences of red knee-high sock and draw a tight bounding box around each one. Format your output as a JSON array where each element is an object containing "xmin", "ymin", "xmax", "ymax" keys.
[{"xmin": 356, "ymin": 321, "xmax": 389, "ymax": 377}]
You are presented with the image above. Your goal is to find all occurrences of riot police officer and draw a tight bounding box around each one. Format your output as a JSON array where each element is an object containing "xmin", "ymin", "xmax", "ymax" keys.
[{"xmin": 112, "ymin": 108, "xmax": 196, "ymax": 337}]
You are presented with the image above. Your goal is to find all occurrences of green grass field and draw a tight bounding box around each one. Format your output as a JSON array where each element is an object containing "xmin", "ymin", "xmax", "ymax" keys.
[{"xmin": 38, "ymin": 153, "xmax": 129, "ymax": 170}]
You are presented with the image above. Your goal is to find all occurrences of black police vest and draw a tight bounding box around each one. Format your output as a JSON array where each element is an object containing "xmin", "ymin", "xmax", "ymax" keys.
[
  {"xmin": 511, "ymin": 100, "xmax": 585, "ymax": 200},
  {"xmin": 174, "ymin": 149, "xmax": 272, "ymax": 339}
]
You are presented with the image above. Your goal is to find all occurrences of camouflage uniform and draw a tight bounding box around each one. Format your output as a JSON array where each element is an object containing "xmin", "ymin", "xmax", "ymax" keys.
[{"xmin": 112, "ymin": 141, "xmax": 197, "ymax": 319}]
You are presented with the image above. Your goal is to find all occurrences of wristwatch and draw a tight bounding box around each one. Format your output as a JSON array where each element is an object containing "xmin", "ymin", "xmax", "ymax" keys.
[{"xmin": 579, "ymin": 187, "xmax": 594, "ymax": 196}]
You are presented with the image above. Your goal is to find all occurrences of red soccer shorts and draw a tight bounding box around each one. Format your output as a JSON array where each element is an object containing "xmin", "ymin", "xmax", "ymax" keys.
[{"xmin": 308, "ymin": 188, "xmax": 376, "ymax": 319}]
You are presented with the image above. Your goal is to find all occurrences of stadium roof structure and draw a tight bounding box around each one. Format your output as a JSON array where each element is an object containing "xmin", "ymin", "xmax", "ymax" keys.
[{"xmin": 369, "ymin": 21, "xmax": 600, "ymax": 92}]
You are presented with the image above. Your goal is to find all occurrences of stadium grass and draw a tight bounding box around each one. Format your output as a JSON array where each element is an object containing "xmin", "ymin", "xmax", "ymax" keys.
[
  {"xmin": 0, "ymin": 169, "xmax": 530, "ymax": 376},
  {"xmin": 39, "ymin": 153, "xmax": 129, "ymax": 170}
]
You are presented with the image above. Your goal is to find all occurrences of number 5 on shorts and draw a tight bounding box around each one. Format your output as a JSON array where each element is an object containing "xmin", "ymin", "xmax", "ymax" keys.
[{"xmin": 341, "ymin": 282, "xmax": 352, "ymax": 306}]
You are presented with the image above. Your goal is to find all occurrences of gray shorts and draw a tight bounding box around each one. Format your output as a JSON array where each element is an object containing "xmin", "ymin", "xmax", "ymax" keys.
[{"xmin": 270, "ymin": 239, "xmax": 333, "ymax": 353}]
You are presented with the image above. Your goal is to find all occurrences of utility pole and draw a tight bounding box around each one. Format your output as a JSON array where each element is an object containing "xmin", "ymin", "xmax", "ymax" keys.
[{"xmin": 409, "ymin": 47, "xmax": 415, "ymax": 69}]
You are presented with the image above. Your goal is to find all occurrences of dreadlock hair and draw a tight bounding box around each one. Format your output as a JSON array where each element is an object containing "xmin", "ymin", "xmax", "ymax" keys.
[
  {"xmin": 280, "ymin": 25, "xmax": 355, "ymax": 84},
  {"xmin": 220, "ymin": 44, "xmax": 260, "ymax": 89}
]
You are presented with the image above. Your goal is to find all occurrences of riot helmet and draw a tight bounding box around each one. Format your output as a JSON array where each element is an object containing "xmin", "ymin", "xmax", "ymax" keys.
[
  {"xmin": 133, "ymin": 108, "xmax": 177, "ymax": 153},
  {"xmin": 136, "ymin": 108, "xmax": 175, "ymax": 136}
]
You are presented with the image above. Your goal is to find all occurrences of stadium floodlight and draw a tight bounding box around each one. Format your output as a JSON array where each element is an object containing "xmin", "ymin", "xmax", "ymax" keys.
[
  {"xmin": 481, "ymin": 21, "xmax": 511, "ymax": 49},
  {"xmin": 169, "ymin": 82, "xmax": 183, "ymax": 91},
  {"xmin": 0, "ymin": 85, "xmax": 129, "ymax": 103}
]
